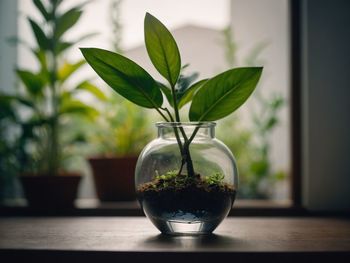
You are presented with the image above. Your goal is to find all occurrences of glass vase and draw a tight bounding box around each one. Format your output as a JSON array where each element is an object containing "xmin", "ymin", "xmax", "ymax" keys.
[{"xmin": 135, "ymin": 122, "xmax": 238, "ymax": 235}]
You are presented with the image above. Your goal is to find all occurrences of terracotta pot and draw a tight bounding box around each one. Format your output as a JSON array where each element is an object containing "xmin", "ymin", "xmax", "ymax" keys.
[
  {"xmin": 88, "ymin": 156, "xmax": 137, "ymax": 201},
  {"xmin": 20, "ymin": 173, "xmax": 82, "ymax": 208}
]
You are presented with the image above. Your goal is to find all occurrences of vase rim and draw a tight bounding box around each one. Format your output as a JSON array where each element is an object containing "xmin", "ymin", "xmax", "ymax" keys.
[{"xmin": 155, "ymin": 122, "xmax": 216, "ymax": 128}]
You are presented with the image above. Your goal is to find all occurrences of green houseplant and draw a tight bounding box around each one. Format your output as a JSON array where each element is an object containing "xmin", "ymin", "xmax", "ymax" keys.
[
  {"xmin": 87, "ymin": 92, "xmax": 154, "ymax": 201},
  {"xmin": 81, "ymin": 13, "xmax": 262, "ymax": 235},
  {"xmin": 1, "ymin": 0, "xmax": 103, "ymax": 208},
  {"xmin": 0, "ymin": 97, "xmax": 21, "ymax": 203}
]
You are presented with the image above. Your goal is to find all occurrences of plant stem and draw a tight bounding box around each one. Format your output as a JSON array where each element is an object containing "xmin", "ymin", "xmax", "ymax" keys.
[
  {"xmin": 187, "ymin": 125, "xmax": 201, "ymax": 145},
  {"xmin": 170, "ymin": 84, "xmax": 180, "ymax": 122},
  {"xmin": 163, "ymin": 107, "xmax": 184, "ymax": 154},
  {"xmin": 155, "ymin": 107, "xmax": 170, "ymax": 122},
  {"xmin": 168, "ymin": 83, "xmax": 197, "ymax": 177}
]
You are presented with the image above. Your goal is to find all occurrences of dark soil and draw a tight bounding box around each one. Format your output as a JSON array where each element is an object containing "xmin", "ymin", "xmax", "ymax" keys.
[{"xmin": 137, "ymin": 174, "xmax": 236, "ymax": 218}]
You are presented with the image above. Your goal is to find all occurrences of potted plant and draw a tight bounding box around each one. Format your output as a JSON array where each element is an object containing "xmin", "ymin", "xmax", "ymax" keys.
[
  {"xmin": 87, "ymin": 93, "xmax": 154, "ymax": 201},
  {"xmin": 0, "ymin": 97, "xmax": 20, "ymax": 204},
  {"xmin": 81, "ymin": 13, "xmax": 262, "ymax": 235},
  {"xmin": 83, "ymin": 0, "xmax": 154, "ymax": 201},
  {"xmin": 1, "ymin": 0, "xmax": 103, "ymax": 208}
]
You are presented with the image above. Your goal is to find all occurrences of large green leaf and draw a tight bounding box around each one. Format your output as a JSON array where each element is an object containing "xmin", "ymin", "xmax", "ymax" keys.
[
  {"xmin": 144, "ymin": 13, "xmax": 181, "ymax": 86},
  {"xmin": 189, "ymin": 67, "xmax": 263, "ymax": 121},
  {"xmin": 80, "ymin": 48, "xmax": 163, "ymax": 108},
  {"xmin": 16, "ymin": 70, "xmax": 45, "ymax": 96},
  {"xmin": 55, "ymin": 8, "xmax": 82, "ymax": 39},
  {"xmin": 28, "ymin": 18, "xmax": 49, "ymax": 50},
  {"xmin": 58, "ymin": 60, "xmax": 86, "ymax": 83},
  {"xmin": 178, "ymin": 79, "xmax": 208, "ymax": 109}
]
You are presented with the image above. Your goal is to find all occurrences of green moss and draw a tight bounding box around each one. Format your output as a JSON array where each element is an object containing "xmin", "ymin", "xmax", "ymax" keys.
[{"xmin": 138, "ymin": 170, "xmax": 233, "ymax": 193}]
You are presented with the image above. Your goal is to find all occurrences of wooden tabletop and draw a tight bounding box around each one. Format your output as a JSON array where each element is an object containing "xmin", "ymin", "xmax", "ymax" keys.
[{"xmin": 0, "ymin": 217, "xmax": 349, "ymax": 262}]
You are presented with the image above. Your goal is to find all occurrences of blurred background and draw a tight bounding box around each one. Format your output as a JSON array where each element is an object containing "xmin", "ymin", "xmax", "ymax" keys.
[{"xmin": 0, "ymin": 0, "xmax": 293, "ymax": 206}]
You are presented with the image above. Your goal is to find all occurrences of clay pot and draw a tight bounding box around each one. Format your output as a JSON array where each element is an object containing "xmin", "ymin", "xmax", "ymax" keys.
[
  {"xmin": 88, "ymin": 156, "xmax": 137, "ymax": 201},
  {"xmin": 20, "ymin": 173, "xmax": 82, "ymax": 208}
]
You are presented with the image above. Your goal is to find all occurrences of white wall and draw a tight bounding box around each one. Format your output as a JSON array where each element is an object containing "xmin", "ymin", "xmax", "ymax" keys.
[
  {"xmin": 302, "ymin": 0, "xmax": 350, "ymax": 211},
  {"xmin": 0, "ymin": 0, "xmax": 17, "ymax": 92}
]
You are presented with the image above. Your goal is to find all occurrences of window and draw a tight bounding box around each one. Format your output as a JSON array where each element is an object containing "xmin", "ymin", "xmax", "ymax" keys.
[{"xmin": 12, "ymin": 0, "xmax": 293, "ymax": 205}]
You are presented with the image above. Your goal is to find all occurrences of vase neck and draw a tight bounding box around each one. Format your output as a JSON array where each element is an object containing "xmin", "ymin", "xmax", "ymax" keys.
[{"xmin": 156, "ymin": 122, "xmax": 215, "ymax": 140}]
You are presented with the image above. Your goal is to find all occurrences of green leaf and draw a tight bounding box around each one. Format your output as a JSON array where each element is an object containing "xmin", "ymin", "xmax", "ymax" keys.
[
  {"xmin": 80, "ymin": 48, "xmax": 163, "ymax": 108},
  {"xmin": 144, "ymin": 13, "xmax": 181, "ymax": 86},
  {"xmin": 189, "ymin": 67, "xmax": 263, "ymax": 121},
  {"xmin": 75, "ymin": 81, "xmax": 107, "ymax": 100},
  {"xmin": 158, "ymin": 78, "xmax": 206, "ymax": 109},
  {"xmin": 55, "ymin": 8, "xmax": 82, "ymax": 39},
  {"xmin": 16, "ymin": 70, "xmax": 45, "ymax": 96},
  {"xmin": 58, "ymin": 60, "xmax": 86, "ymax": 83},
  {"xmin": 178, "ymin": 79, "xmax": 208, "ymax": 109},
  {"xmin": 33, "ymin": 49, "xmax": 48, "ymax": 73},
  {"xmin": 28, "ymin": 18, "xmax": 49, "ymax": 50},
  {"xmin": 264, "ymin": 116, "xmax": 278, "ymax": 131},
  {"xmin": 33, "ymin": 0, "xmax": 51, "ymax": 21}
]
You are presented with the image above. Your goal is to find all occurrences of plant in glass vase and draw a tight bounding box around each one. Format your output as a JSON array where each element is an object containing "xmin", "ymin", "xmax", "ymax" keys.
[
  {"xmin": 81, "ymin": 13, "xmax": 262, "ymax": 235},
  {"xmin": 0, "ymin": 0, "xmax": 102, "ymax": 208}
]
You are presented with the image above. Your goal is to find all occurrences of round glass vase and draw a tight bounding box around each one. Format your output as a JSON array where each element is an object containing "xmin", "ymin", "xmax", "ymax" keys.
[{"xmin": 135, "ymin": 122, "xmax": 238, "ymax": 235}]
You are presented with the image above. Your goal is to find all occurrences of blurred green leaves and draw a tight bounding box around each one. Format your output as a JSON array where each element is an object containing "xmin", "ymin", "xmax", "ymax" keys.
[
  {"xmin": 0, "ymin": 0, "xmax": 101, "ymax": 175},
  {"xmin": 28, "ymin": 18, "xmax": 49, "ymax": 50},
  {"xmin": 55, "ymin": 8, "xmax": 82, "ymax": 39}
]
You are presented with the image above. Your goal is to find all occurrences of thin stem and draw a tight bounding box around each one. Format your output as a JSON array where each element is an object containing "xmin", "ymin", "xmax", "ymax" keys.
[
  {"xmin": 167, "ymin": 81, "xmax": 198, "ymax": 177},
  {"xmin": 155, "ymin": 107, "xmax": 170, "ymax": 122},
  {"xmin": 170, "ymin": 83, "xmax": 181, "ymax": 122},
  {"xmin": 162, "ymin": 107, "xmax": 174, "ymax": 122},
  {"xmin": 181, "ymin": 125, "xmax": 203, "ymax": 177},
  {"xmin": 179, "ymin": 126, "xmax": 189, "ymax": 142},
  {"xmin": 162, "ymin": 107, "xmax": 184, "ymax": 154},
  {"xmin": 187, "ymin": 125, "xmax": 201, "ymax": 145}
]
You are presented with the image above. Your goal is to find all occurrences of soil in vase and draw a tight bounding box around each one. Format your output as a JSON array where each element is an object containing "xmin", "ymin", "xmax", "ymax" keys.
[{"xmin": 137, "ymin": 172, "xmax": 236, "ymax": 235}]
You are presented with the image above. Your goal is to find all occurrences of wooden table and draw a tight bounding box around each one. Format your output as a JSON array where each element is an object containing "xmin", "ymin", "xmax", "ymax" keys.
[{"xmin": 0, "ymin": 217, "xmax": 349, "ymax": 262}]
